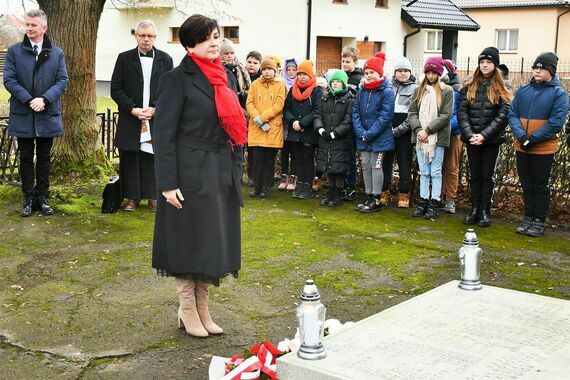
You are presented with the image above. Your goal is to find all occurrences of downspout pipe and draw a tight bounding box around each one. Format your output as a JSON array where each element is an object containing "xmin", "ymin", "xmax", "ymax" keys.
[
  {"xmin": 306, "ymin": 0, "xmax": 312, "ymax": 60},
  {"xmin": 555, "ymin": 9, "xmax": 570, "ymax": 53},
  {"xmin": 404, "ymin": 27, "xmax": 421, "ymax": 56}
]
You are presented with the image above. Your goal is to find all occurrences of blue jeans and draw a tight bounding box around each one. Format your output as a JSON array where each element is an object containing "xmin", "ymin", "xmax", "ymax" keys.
[{"xmin": 416, "ymin": 145, "xmax": 445, "ymax": 201}]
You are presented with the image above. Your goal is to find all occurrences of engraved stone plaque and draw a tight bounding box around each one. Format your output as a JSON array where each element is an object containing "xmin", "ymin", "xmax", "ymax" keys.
[{"xmin": 277, "ymin": 281, "xmax": 570, "ymax": 380}]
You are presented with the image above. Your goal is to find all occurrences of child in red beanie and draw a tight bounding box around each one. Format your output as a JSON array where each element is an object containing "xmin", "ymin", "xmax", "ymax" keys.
[
  {"xmin": 352, "ymin": 52, "xmax": 395, "ymax": 213},
  {"xmin": 408, "ymin": 56, "xmax": 454, "ymax": 219}
]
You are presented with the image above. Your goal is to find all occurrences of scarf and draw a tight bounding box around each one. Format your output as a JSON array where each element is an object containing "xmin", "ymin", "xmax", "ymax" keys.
[
  {"xmin": 329, "ymin": 87, "xmax": 345, "ymax": 97},
  {"xmin": 188, "ymin": 52, "xmax": 247, "ymax": 146},
  {"xmin": 292, "ymin": 76, "xmax": 317, "ymax": 101},
  {"xmin": 417, "ymin": 84, "xmax": 441, "ymax": 162},
  {"xmin": 225, "ymin": 58, "xmax": 251, "ymax": 94},
  {"xmin": 363, "ymin": 77, "xmax": 385, "ymax": 90}
]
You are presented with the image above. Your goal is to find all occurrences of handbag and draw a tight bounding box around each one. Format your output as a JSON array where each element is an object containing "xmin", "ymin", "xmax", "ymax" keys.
[{"xmin": 101, "ymin": 175, "xmax": 122, "ymax": 213}]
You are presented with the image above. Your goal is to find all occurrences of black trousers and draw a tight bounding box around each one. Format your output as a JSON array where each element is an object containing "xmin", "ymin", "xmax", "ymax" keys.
[
  {"xmin": 382, "ymin": 131, "xmax": 413, "ymax": 193},
  {"xmin": 290, "ymin": 142, "xmax": 316, "ymax": 184},
  {"xmin": 280, "ymin": 140, "xmax": 295, "ymax": 175},
  {"xmin": 119, "ymin": 149, "xmax": 156, "ymax": 201},
  {"xmin": 249, "ymin": 146, "xmax": 278, "ymax": 190},
  {"xmin": 516, "ymin": 151, "xmax": 555, "ymax": 220},
  {"xmin": 18, "ymin": 137, "xmax": 53, "ymax": 198},
  {"xmin": 466, "ymin": 144, "xmax": 500, "ymax": 206},
  {"xmin": 327, "ymin": 173, "xmax": 346, "ymax": 188}
]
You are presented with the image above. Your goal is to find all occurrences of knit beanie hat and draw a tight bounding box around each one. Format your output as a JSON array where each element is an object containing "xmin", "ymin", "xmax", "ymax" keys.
[
  {"xmin": 443, "ymin": 59, "xmax": 456, "ymax": 75},
  {"xmin": 329, "ymin": 69, "xmax": 348, "ymax": 89},
  {"xmin": 260, "ymin": 57, "xmax": 277, "ymax": 72},
  {"xmin": 363, "ymin": 52, "xmax": 386, "ymax": 76},
  {"xmin": 393, "ymin": 56, "xmax": 412, "ymax": 72},
  {"xmin": 478, "ymin": 47, "xmax": 500, "ymax": 67},
  {"xmin": 424, "ymin": 56, "xmax": 444, "ymax": 76},
  {"xmin": 533, "ymin": 52, "xmax": 558, "ymax": 76},
  {"xmin": 267, "ymin": 54, "xmax": 282, "ymax": 68},
  {"xmin": 298, "ymin": 60, "xmax": 315, "ymax": 78},
  {"xmin": 220, "ymin": 38, "xmax": 235, "ymax": 55}
]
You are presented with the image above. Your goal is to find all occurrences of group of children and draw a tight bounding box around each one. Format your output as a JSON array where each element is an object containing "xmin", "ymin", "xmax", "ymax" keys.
[{"xmin": 221, "ymin": 37, "xmax": 569, "ymax": 238}]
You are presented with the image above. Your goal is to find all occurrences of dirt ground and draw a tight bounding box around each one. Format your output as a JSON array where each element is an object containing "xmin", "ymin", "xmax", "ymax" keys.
[{"xmin": 0, "ymin": 184, "xmax": 568, "ymax": 379}]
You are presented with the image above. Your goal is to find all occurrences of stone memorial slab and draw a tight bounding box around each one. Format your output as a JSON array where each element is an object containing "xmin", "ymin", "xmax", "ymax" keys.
[{"xmin": 277, "ymin": 281, "xmax": 570, "ymax": 380}]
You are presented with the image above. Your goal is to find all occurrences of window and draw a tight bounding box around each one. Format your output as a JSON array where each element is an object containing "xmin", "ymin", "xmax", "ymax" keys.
[
  {"xmin": 170, "ymin": 27, "xmax": 179, "ymax": 42},
  {"xmin": 223, "ymin": 26, "xmax": 239, "ymax": 43},
  {"xmin": 374, "ymin": 41, "xmax": 385, "ymax": 54},
  {"xmin": 496, "ymin": 29, "xmax": 518, "ymax": 52},
  {"xmin": 376, "ymin": 0, "xmax": 388, "ymax": 7},
  {"xmin": 426, "ymin": 30, "xmax": 443, "ymax": 52}
]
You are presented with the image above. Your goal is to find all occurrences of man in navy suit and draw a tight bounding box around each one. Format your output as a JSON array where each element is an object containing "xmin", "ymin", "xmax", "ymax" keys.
[{"xmin": 111, "ymin": 20, "xmax": 173, "ymax": 211}]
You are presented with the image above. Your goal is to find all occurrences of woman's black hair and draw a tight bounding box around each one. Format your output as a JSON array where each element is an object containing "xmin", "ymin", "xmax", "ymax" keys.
[{"xmin": 178, "ymin": 14, "xmax": 219, "ymax": 48}]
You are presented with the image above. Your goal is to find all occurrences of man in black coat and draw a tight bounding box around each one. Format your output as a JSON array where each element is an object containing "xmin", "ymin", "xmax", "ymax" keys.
[{"xmin": 111, "ymin": 20, "xmax": 173, "ymax": 211}]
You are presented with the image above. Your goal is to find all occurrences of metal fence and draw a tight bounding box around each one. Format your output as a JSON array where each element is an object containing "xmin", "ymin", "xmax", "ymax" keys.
[{"xmin": 96, "ymin": 108, "xmax": 119, "ymax": 160}]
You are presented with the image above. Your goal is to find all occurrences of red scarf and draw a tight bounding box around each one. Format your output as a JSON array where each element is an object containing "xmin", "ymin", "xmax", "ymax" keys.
[
  {"xmin": 363, "ymin": 77, "xmax": 385, "ymax": 91},
  {"xmin": 292, "ymin": 76, "xmax": 317, "ymax": 101},
  {"xmin": 188, "ymin": 52, "xmax": 247, "ymax": 146}
]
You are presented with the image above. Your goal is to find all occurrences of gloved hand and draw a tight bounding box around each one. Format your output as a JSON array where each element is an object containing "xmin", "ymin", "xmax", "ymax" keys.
[
  {"xmin": 518, "ymin": 135, "xmax": 535, "ymax": 150},
  {"xmin": 318, "ymin": 128, "xmax": 325, "ymax": 136},
  {"xmin": 330, "ymin": 132, "xmax": 336, "ymax": 140},
  {"xmin": 261, "ymin": 123, "xmax": 270, "ymax": 132},
  {"xmin": 253, "ymin": 116, "xmax": 264, "ymax": 127}
]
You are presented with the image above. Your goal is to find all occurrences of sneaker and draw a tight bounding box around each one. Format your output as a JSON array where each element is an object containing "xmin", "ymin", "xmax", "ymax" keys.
[
  {"xmin": 356, "ymin": 194, "xmax": 373, "ymax": 211},
  {"xmin": 515, "ymin": 216, "xmax": 533, "ymax": 235},
  {"xmin": 380, "ymin": 191, "xmax": 390, "ymax": 206},
  {"xmin": 359, "ymin": 195, "xmax": 384, "ymax": 213},
  {"xmin": 526, "ymin": 219, "xmax": 545, "ymax": 237},
  {"xmin": 249, "ymin": 188, "xmax": 260, "ymax": 198},
  {"xmin": 424, "ymin": 199, "xmax": 440, "ymax": 219},
  {"xmin": 259, "ymin": 187, "xmax": 269, "ymax": 198},
  {"xmin": 341, "ymin": 186, "xmax": 357, "ymax": 201},
  {"xmin": 442, "ymin": 200, "xmax": 456, "ymax": 214},
  {"xmin": 412, "ymin": 198, "xmax": 429, "ymax": 217},
  {"xmin": 286, "ymin": 175, "xmax": 297, "ymax": 192},
  {"xmin": 277, "ymin": 174, "xmax": 288, "ymax": 191},
  {"xmin": 297, "ymin": 182, "xmax": 314, "ymax": 199},
  {"xmin": 397, "ymin": 193, "xmax": 410, "ymax": 208}
]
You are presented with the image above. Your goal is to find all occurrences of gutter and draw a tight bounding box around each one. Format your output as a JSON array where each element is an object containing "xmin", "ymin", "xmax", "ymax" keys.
[
  {"xmin": 306, "ymin": 0, "xmax": 312, "ymax": 60},
  {"xmin": 403, "ymin": 27, "xmax": 421, "ymax": 56},
  {"xmin": 555, "ymin": 9, "xmax": 570, "ymax": 53}
]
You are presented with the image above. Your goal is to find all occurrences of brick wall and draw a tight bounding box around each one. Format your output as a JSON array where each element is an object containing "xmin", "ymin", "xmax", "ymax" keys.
[{"xmin": 316, "ymin": 36, "xmax": 341, "ymax": 75}]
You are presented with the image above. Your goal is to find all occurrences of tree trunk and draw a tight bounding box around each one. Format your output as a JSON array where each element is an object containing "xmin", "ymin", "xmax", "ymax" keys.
[{"xmin": 37, "ymin": 0, "xmax": 106, "ymax": 174}]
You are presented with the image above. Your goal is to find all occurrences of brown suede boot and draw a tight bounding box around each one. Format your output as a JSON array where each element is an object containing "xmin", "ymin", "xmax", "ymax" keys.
[
  {"xmin": 380, "ymin": 191, "xmax": 390, "ymax": 206},
  {"xmin": 397, "ymin": 193, "xmax": 410, "ymax": 208},
  {"xmin": 195, "ymin": 281, "xmax": 224, "ymax": 335},
  {"xmin": 175, "ymin": 279, "xmax": 209, "ymax": 337}
]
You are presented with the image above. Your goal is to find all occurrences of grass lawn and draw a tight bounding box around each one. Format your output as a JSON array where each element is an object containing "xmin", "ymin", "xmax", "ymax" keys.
[{"xmin": 0, "ymin": 183, "xmax": 568, "ymax": 378}]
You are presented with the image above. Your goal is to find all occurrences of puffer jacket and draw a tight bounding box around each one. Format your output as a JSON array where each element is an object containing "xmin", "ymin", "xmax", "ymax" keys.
[
  {"xmin": 391, "ymin": 75, "xmax": 417, "ymax": 138},
  {"xmin": 346, "ymin": 68, "xmax": 364, "ymax": 95},
  {"xmin": 409, "ymin": 83, "xmax": 454, "ymax": 147},
  {"xmin": 352, "ymin": 80, "xmax": 395, "ymax": 152},
  {"xmin": 315, "ymin": 90, "xmax": 355, "ymax": 174},
  {"xmin": 508, "ymin": 76, "xmax": 569, "ymax": 154},
  {"xmin": 246, "ymin": 76, "xmax": 286, "ymax": 148},
  {"xmin": 284, "ymin": 86, "xmax": 323, "ymax": 145},
  {"xmin": 458, "ymin": 81, "xmax": 510, "ymax": 145}
]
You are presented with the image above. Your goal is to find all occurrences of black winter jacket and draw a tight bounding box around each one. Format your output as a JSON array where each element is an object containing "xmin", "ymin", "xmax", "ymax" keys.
[
  {"xmin": 284, "ymin": 86, "xmax": 323, "ymax": 145},
  {"xmin": 314, "ymin": 90, "xmax": 355, "ymax": 174},
  {"xmin": 458, "ymin": 81, "xmax": 510, "ymax": 145}
]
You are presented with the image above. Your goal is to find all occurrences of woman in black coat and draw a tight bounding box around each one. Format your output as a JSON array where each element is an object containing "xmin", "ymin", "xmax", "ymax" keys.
[
  {"xmin": 458, "ymin": 47, "xmax": 511, "ymax": 227},
  {"xmin": 152, "ymin": 15, "xmax": 247, "ymax": 338},
  {"xmin": 314, "ymin": 70, "xmax": 354, "ymax": 207}
]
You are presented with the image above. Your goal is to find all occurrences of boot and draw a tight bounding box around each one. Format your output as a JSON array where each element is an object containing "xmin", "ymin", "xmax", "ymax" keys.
[
  {"xmin": 424, "ymin": 199, "xmax": 440, "ymax": 219},
  {"xmin": 328, "ymin": 187, "xmax": 343, "ymax": 208},
  {"xmin": 397, "ymin": 193, "xmax": 410, "ymax": 208},
  {"xmin": 312, "ymin": 177, "xmax": 323, "ymax": 192},
  {"xmin": 463, "ymin": 201, "xmax": 480, "ymax": 225},
  {"xmin": 359, "ymin": 194, "xmax": 384, "ymax": 213},
  {"xmin": 356, "ymin": 194, "xmax": 373, "ymax": 211},
  {"xmin": 297, "ymin": 182, "xmax": 314, "ymax": 199},
  {"xmin": 286, "ymin": 175, "xmax": 297, "ymax": 192},
  {"xmin": 478, "ymin": 203, "xmax": 491, "ymax": 228},
  {"xmin": 21, "ymin": 197, "xmax": 35, "ymax": 217},
  {"xmin": 321, "ymin": 186, "xmax": 334, "ymax": 206},
  {"xmin": 36, "ymin": 195, "xmax": 54, "ymax": 215},
  {"xmin": 526, "ymin": 218, "xmax": 546, "ymax": 238},
  {"xmin": 175, "ymin": 279, "xmax": 209, "ymax": 337},
  {"xmin": 291, "ymin": 180, "xmax": 302, "ymax": 198},
  {"xmin": 195, "ymin": 281, "xmax": 224, "ymax": 334},
  {"xmin": 380, "ymin": 191, "xmax": 390, "ymax": 206},
  {"xmin": 412, "ymin": 198, "xmax": 429, "ymax": 217},
  {"xmin": 515, "ymin": 216, "xmax": 533, "ymax": 235}
]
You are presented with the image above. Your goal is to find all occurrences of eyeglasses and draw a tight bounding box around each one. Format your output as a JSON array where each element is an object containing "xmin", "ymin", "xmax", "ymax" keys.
[{"xmin": 137, "ymin": 33, "xmax": 156, "ymax": 39}]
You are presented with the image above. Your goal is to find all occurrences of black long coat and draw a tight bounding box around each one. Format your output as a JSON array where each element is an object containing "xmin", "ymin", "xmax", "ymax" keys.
[
  {"xmin": 314, "ymin": 90, "xmax": 354, "ymax": 174},
  {"xmin": 152, "ymin": 56, "xmax": 243, "ymax": 282},
  {"xmin": 111, "ymin": 47, "xmax": 173, "ymax": 151}
]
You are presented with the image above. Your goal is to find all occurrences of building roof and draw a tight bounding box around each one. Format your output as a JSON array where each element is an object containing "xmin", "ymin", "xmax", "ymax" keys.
[
  {"xmin": 452, "ymin": 0, "xmax": 570, "ymax": 8},
  {"xmin": 402, "ymin": 0, "xmax": 480, "ymax": 31},
  {"xmin": 113, "ymin": 0, "xmax": 174, "ymax": 10}
]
